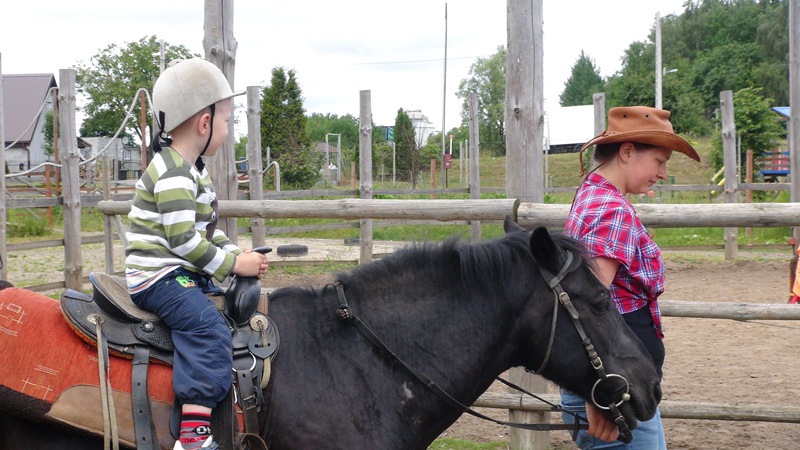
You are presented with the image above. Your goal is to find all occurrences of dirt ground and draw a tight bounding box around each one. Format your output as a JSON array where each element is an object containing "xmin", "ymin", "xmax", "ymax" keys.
[{"xmin": 7, "ymin": 240, "xmax": 800, "ymax": 449}]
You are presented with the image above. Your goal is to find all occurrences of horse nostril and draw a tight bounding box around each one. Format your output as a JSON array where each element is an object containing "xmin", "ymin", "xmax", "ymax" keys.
[{"xmin": 654, "ymin": 381, "xmax": 663, "ymax": 403}]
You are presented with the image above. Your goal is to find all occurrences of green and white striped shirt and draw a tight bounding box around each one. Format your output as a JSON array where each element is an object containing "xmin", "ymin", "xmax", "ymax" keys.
[{"xmin": 125, "ymin": 147, "xmax": 240, "ymax": 293}]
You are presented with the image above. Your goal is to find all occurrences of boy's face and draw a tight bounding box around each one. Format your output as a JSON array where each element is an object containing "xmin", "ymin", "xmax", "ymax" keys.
[{"xmin": 203, "ymin": 99, "xmax": 233, "ymax": 157}]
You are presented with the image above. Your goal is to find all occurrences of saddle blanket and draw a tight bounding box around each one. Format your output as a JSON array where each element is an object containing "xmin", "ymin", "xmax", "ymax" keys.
[{"xmin": 0, "ymin": 287, "xmax": 175, "ymax": 447}]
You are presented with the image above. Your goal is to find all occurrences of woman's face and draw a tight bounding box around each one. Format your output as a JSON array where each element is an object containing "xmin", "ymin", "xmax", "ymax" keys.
[{"xmin": 624, "ymin": 144, "xmax": 673, "ymax": 195}]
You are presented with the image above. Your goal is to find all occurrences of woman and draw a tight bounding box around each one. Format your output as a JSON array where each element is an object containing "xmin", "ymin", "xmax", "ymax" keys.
[{"xmin": 561, "ymin": 106, "xmax": 700, "ymax": 449}]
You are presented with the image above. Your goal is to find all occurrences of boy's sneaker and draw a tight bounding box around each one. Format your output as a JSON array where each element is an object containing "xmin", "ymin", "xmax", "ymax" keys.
[{"xmin": 173, "ymin": 435, "xmax": 220, "ymax": 450}]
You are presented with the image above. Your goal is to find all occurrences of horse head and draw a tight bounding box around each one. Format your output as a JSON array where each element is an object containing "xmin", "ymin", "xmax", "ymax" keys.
[{"xmin": 503, "ymin": 216, "xmax": 661, "ymax": 432}]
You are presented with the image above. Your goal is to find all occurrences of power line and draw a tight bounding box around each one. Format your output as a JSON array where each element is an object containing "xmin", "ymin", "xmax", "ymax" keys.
[{"xmin": 348, "ymin": 55, "xmax": 487, "ymax": 66}]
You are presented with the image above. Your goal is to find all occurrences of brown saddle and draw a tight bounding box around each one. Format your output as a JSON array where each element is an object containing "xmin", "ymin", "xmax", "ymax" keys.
[{"xmin": 60, "ymin": 271, "xmax": 279, "ymax": 450}]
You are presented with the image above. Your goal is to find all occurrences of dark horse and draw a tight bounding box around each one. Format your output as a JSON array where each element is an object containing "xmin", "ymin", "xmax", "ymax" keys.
[{"xmin": 0, "ymin": 218, "xmax": 660, "ymax": 449}]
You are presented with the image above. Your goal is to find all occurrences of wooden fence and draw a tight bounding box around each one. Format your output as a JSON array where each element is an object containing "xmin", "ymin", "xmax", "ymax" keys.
[{"xmin": 93, "ymin": 197, "xmax": 800, "ymax": 434}]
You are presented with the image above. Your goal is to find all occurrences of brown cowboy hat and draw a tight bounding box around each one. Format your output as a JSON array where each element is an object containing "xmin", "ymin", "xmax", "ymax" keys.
[{"xmin": 579, "ymin": 106, "xmax": 700, "ymax": 172}]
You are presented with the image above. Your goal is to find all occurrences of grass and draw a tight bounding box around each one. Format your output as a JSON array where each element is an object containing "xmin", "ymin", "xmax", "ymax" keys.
[
  {"xmin": 7, "ymin": 135, "xmax": 793, "ymax": 249},
  {"xmin": 428, "ymin": 438, "xmax": 508, "ymax": 450}
]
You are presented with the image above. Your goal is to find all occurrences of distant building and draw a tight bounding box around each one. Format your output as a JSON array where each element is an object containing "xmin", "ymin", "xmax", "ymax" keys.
[
  {"xmin": 406, "ymin": 109, "xmax": 437, "ymax": 146},
  {"xmin": 81, "ymin": 136, "xmax": 142, "ymax": 180},
  {"xmin": 544, "ymin": 105, "xmax": 595, "ymax": 154},
  {"xmin": 3, "ymin": 73, "xmax": 88, "ymax": 172}
]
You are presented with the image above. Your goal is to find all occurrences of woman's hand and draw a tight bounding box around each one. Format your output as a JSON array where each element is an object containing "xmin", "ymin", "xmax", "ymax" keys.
[{"xmin": 586, "ymin": 402, "xmax": 619, "ymax": 442}]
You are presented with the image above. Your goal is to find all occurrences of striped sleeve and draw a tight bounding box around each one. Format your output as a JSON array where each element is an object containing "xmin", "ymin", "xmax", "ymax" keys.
[{"xmin": 125, "ymin": 148, "xmax": 237, "ymax": 286}]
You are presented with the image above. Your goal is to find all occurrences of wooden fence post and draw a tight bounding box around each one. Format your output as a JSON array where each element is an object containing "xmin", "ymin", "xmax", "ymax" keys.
[
  {"xmin": 358, "ymin": 90, "xmax": 374, "ymax": 265},
  {"xmin": 430, "ymin": 158, "xmax": 437, "ymax": 199},
  {"xmin": 469, "ymin": 93, "xmax": 481, "ymax": 243},
  {"xmin": 0, "ymin": 55, "xmax": 6, "ymax": 281},
  {"xmin": 58, "ymin": 68, "xmax": 83, "ymax": 291},
  {"xmin": 721, "ymin": 90, "xmax": 738, "ymax": 260},
  {"xmin": 247, "ymin": 86, "xmax": 265, "ymax": 248},
  {"xmin": 204, "ymin": 0, "xmax": 239, "ymax": 242}
]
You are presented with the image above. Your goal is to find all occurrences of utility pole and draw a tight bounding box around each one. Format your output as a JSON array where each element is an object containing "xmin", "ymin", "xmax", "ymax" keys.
[
  {"xmin": 441, "ymin": 3, "xmax": 448, "ymax": 185},
  {"xmin": 655, "ymin": 12, "xmax": 663, "ymax": 109}
]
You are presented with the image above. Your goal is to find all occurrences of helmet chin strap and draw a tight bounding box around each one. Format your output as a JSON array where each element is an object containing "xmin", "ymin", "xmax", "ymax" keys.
[
  {"xmin": 195, "ymin": 103, "xmax": 216, "ymax": 171},
  {"xmin": 150, "ymin": 111, "xmax": 172, "ymax": 153},
  {"xmin": 152, "ymin": 105, "xmax": 215, "ymax": 171}
]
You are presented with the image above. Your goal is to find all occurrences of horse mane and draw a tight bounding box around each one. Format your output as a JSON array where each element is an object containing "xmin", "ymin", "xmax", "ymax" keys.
[
  {"xmin": 268, "ymin": 228, "xmax": 590, "ymax": 304},
  {"xmin": 335, "ymin": 228, "xmax": 590, "ymax": 298}
]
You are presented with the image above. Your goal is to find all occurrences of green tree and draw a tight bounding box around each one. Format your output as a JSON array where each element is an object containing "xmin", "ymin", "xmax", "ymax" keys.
[
  {"xmin": 305, "ymin": 112, "xmax": 359, "ymax": 174},
  {"xmin": 710, "ymin": 87, "xmax": 783, "ymax": 178},
  {"xmin": 260, "ymin": 67, "xmax": 319, "ymax": 188},
  {"xmin": 603, "ymin": 0, "xmax": 786, "ymax": 136},
  {"xmin": 75, "ymin": 36, "xmax": 196, "ymax": 141},
  {"xmin": 456, "ymin": 46, "xmax": 506, "ymax": 155},
  {"xmin": 393, "ymin": 108, "xmax": 421, "ymax": 187},
  {"xmin": 42, "ymin": 111, "xmax": 55, "ymax": 158},
  {"xmin": 560, "ymin": 51, "xmax": 605, "ymax": 106}
]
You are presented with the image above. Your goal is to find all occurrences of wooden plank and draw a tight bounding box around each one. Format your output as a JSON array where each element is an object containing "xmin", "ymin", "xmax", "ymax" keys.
[
  {"xmin": 517, "ymin": 202, "xmax": 800, "ymax": 228},
  {"xmin": 659, "ymin": 300, "xmax": 800, "ymax": 320},
  {"xmin": 473, "ymin": 392, "xmax": 800, "ymax": 423}
]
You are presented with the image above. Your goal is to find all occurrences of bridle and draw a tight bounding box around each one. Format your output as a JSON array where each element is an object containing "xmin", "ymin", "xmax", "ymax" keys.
[
  {"xmin": 531, "ymin": 250, "xmax": 634, "ymax": 443},
  {"xmin": 332, "ymin": 248, "xmax": 635, "ymax": 443}
]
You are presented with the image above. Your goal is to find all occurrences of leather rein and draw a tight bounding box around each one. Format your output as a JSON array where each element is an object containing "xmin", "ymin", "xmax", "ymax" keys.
[{"xmin": 331, "ymin": 250, "xmax": 634, "ymax": 442}]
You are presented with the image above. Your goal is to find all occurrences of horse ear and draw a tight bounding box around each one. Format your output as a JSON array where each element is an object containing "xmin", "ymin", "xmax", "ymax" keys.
[
  {"xmin": 530, "ymin": 227, "xmax": 560, "ymax": 269},
  {"xmin": 503, "ymin": 215, "xmax": 524, "ymax": 233}
]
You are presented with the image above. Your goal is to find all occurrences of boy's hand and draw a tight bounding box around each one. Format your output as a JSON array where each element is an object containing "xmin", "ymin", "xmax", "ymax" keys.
[{"xmin": 232, "ymin": 250, "xmax": 269, "ymax": 278}]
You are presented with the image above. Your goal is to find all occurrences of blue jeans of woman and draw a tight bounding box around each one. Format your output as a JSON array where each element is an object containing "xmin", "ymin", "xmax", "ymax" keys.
[
  {"xmin": 131, "ymin": 268, "xmax": 232, "ymax": 409},
  {"xmin": 560, "ymin": 388, "xmax": 666, "ymax": 450}
]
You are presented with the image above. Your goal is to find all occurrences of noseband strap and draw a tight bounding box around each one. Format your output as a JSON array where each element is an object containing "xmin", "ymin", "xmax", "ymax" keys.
[{"xmin": 534, "ymin": 251, "xmax": 634, "ymax": 444}]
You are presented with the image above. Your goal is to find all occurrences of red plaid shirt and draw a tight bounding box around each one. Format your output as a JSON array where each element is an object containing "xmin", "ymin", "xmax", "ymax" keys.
[{"xmin": 565, "ymin": 173, "xmax": 666, "ymax": 338}]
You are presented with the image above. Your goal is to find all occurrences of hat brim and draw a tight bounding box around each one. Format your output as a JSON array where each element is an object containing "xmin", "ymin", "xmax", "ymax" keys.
[{"xmin": 579, "ymin": 130, "xmax": 700, "ymax": 162}]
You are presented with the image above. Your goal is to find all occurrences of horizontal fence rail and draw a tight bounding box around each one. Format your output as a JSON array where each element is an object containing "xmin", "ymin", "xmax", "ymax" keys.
[
  {"xmin": 472, "ymin": 393, "xmax": 800, "ymax": 423},
  {"xmin": 473, "ymin": 299, "xmax": 800, "ymax": 423},
  {"xmin": 97, "ymin": 199, "xmax": 800, "ymax": 228}
]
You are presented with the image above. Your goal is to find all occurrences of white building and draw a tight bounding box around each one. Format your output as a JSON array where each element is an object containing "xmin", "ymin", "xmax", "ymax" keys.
[{"xmin": 405, "ymin": 109, "xmax": 437, "ymax": 146}]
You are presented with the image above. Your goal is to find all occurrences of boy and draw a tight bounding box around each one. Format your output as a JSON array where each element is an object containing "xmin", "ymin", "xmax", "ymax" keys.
[{"xmin": 125, "ymin": 58, "xmax": 268, "ymax": 450}]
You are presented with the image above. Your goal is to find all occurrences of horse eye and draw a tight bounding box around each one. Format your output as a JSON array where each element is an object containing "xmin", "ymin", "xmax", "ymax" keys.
[{"xmin": 593, "ymin": 291, "xmax": 611, "ymax": 312}]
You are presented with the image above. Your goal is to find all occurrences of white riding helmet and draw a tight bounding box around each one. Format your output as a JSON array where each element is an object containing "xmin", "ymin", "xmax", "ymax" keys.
[{"xmin": 153, "ymin": 58, "xmax": 244, "ymax": 133}]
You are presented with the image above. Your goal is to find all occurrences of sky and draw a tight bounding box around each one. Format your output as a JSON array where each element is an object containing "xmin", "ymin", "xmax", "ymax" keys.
[{"xmin": 1, "ymin": 0, "xmax": 688, "ymax": 137}]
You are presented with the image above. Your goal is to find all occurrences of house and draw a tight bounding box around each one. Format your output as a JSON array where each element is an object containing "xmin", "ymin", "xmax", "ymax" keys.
[
  {"xmin": 81, "ymin": 136, "xmax": 143, "ymax": 180},
  {"xmin": 544, "ymin": 104, "xmax": 595, "ymax": 154},
  {"xmin": 2, "ymin": 73, "xmax": 88, "ymax": 172}
]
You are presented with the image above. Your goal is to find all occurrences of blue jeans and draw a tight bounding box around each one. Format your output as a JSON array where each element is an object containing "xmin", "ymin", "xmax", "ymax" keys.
[
  {"xmin": 560, "ymin": 388, "xmax": 666, "ymax": 450},
  {"xmin": 131, "ymin": 268, "xmax": 232, "ymax": 409}
]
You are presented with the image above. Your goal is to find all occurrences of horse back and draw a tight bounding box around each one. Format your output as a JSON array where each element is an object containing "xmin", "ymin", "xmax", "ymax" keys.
[{"xmin": 0, "ymin": 287, "xmax": 175, "ymax": 448}]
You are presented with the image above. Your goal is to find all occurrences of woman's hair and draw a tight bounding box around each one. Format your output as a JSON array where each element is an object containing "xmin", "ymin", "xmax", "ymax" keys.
[{"xmin": 592, "ymin": 142, "xmax": 657, "ymax": 165}]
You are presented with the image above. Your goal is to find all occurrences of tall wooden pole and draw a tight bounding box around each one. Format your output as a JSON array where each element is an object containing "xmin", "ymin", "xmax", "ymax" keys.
[
  {"xmin": 204, "ymin": 0, "xmax": 239, "ymax": 242},
  {"xmin": 505, "ymin": 0, "xmax": 544, "ymax": 204},
  {"xmin": 58, "ymin": 69, "xmax": 83, "ymax": 291},
  {"xmin": 790, "ymin": 0, "xmax": 800, "ymax": 243},
  {"xmin": 506, "ymin": 1, "xmax": 546, "ymax": 448},
  {"xmin": 655, "ymin": 12, "xmax": 663, "ymax": 109},
  {"xmin": 358, "ymin": 90, "xmax": 374, "ymax": 264}
]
